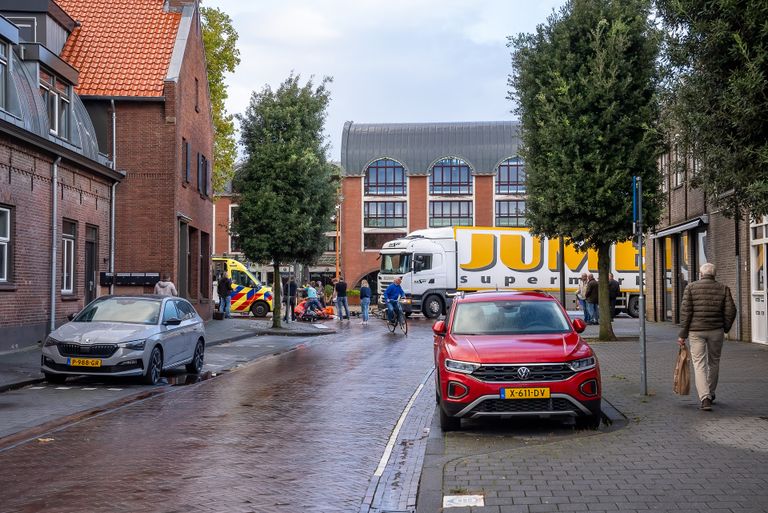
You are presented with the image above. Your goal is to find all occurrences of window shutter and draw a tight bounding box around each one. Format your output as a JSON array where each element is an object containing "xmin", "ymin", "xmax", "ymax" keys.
[
  {"xmin": 204, "ymin": 157, "xmax": 210, "ymax": 197},
  {"xmin": 197, "ymin": 153, "xmax": 202, "ymax": 192}
]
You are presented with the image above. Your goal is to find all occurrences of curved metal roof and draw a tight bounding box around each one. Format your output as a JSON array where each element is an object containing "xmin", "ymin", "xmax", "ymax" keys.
[{"xmin": 340, "ymin": 121, "xmax": 521, "ymax": 176}]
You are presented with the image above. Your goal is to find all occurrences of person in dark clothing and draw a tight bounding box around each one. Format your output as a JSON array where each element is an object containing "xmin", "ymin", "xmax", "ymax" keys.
[
  {"xmin": 359, "ymin": 279, "xmax": 372, "ymax": 325},
  {"xmin": 216, "ymin": 273, "xmax": 232, "ymax": 318},
  {"xmin": 335, "ymin": 277, "xmax": 350, "ymax": 320},
  {"xmin": 677, "ymin": 263, "xmax": 736, "ymax": 411},
  {"xmin": 283, "ymin": 277, "xmax": 298, "ymax": 321},
  {"xmin": 608, "ymin": 273, "xmax": 621, "ymax": 319},
  {"xmin": 584, "ymin": 273, "xmax": 599, "ymax": 325}
]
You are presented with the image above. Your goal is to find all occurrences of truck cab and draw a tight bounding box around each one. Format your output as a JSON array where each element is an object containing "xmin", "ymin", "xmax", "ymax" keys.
[
  {"xmin": 212, "ymin": 257, "xmax": 273, "ymax": 317},
  {"xmin": 378, "ymin": 228, "xmax": 456, "ymax": 319}
]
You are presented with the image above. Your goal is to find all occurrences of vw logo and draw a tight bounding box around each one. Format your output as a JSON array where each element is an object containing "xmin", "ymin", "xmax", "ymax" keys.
[{"xmin": 517, "ymin": 367, "xmax": 531, "ymax": 380}]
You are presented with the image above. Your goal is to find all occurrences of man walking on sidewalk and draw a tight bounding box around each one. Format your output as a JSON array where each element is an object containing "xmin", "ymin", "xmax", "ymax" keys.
[{"xmin": 677, "ymin": 263, "xmax": 736, "ymax": 411}]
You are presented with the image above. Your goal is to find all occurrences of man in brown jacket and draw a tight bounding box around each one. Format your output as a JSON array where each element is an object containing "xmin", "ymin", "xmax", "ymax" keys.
[{"xmin": 677, "ymin": 263, "xmax": 737, "ymax": 411}]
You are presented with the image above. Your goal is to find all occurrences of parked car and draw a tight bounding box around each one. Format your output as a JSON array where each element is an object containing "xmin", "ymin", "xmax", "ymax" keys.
[
  {"xmin": 41, "ymin": 295, "xmax": 206, "ymax": 385},
  {"xmin": 432, "ymin": 291, "xmax": 601, "ymax": 431}
]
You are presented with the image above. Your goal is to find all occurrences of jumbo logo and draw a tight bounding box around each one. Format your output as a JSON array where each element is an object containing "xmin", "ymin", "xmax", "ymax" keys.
[{"xmin": 458, "ymin": 229, "xmax": 641, "ymax": 274}]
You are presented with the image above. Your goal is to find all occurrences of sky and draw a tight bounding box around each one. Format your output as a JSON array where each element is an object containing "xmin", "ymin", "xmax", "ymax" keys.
[{"xmin": 204, "ymin": 0, "xmax": 567, "ymax": 160}]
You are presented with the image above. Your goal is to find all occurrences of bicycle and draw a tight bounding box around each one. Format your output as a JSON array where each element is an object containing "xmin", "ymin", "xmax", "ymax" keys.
[{"xmin": 384, "ymin": 300, "xmax": 408, "ymax": 336}]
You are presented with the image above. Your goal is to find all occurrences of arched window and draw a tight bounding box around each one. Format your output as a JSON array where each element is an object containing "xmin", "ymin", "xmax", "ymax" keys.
[
  {"xmin": 429, "ymin": 157, "xmax": 472, "ymax": 195},
  {"xmin": 496, "ymin": 157, "xmax": 526, "ymax": 194},
  {"xmin": 364, "ymin": 159, "xmax": 406, "ymax": 196}
]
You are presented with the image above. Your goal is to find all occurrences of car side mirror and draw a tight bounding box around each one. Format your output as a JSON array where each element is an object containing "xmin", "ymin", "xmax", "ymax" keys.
[
  {"xmin": 164, "ymin": 317, "xmax": 182, "ymax": 326},
  {"xmin": 432, "ymin": 320, "xmax": 447, "ymax": 336},
  {"xmin": 67, "ymin": 313, "xmax": 76, "ymax": 321},
  {"xmin": 572, "ymin": 318, "xmax": 587, "ymax": 333}
]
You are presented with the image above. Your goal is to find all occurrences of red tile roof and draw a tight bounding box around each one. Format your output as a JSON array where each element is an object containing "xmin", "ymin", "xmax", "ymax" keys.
[{"xmin": 57, "ymin": 0, "xmax": 182, "ymax": 97}]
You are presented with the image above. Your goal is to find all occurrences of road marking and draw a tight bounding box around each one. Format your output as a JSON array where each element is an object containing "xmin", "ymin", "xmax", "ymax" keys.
[
  {"xmin": 30, "ymin": 386, "xmax": 46, "ymax": 390},
  {"xmin": 107, "ymin": 388, "xmax": 123, "ymax": 391},
  {"xmin": 82, "ymin": 388, "xmax": 97, "ymax": 391},
  {"xmin": 54, "ymin": 387, "xmax": 71, "ymax": 390},
  {"xmin": 373, "ymin": 368, "xmax": 433, "ymax": 477},
  {"xmin": 443, "ymin": 495, "xmax": 485, "ymax": 508}
]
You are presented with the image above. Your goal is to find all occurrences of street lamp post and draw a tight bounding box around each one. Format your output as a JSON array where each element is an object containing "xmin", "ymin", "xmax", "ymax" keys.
[{"xmin": 335, "ymin": 204, "xmax": 340, "ymax": 281}]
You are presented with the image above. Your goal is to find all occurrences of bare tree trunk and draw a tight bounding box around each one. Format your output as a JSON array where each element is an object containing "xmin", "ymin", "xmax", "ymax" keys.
[
  {"xmin": 597, "ymin": 243, "xmax": 616, "ymax": 341},
  {"xmin": 273, "ymin": 261, "xmax": 282, "ymax": 329}
]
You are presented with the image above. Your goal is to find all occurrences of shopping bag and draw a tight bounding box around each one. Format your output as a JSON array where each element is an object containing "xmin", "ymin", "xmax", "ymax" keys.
[{"xmin": 673, "ymin": 345, "xmax": 691, "ymax": 395}]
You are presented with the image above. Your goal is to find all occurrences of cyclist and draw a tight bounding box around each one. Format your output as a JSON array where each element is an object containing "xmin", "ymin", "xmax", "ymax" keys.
[{"xmin": 384, "ymin": 276, "xmax": 406, "ymax": 324}]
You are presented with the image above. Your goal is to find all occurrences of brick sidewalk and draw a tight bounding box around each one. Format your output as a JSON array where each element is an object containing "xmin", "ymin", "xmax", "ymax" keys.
[{"xmin": 420, "ymin": 319, "xmax": 768, "ymax": 513}]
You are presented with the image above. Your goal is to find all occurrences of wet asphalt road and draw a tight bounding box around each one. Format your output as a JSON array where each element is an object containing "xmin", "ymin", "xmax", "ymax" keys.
[{"xmin": 0, "ymin": 318, "xmax": 436, "ymax": 513}]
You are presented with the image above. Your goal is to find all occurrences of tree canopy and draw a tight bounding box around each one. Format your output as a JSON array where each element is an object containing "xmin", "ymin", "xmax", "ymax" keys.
[
  {"xmin": 656, "ymin": 0, "xmax": 768, "ymax": 218},
  {"xmin": 232, "ymin": 75, "xmax": 339, "ymax": 327},
  {"xmin": 509, "ymin": 0, "xmax": 662, "ymax": 338},
  {"xmin": 201, "ymin": 6, "xmax": 240, "ymax": 195}
]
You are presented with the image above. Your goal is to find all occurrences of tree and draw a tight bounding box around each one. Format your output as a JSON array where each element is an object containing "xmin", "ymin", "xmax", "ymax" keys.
[
  {"xmin": 509, "ymin": 0, "xmax": 663, "ymax": 339},
  {"xmin": 656, "ymin": 0, "xmax": 768, "ymax": 218},
  {"xmin": 201, "ymin": 6, "xmax": 240, "ymax": 195},
  {"xmin": 233, "ymin": 75, "xmax": 339, "ymax": 328}
]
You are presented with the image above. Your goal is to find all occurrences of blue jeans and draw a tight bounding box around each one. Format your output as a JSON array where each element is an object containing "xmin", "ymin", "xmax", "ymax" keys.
[
  {"xmin": 335, "ymin": 296, "xmax": 350, "ymax": 319},
  {"xmin": 386, "ymin": 300, "xmax": 403, "ymax": 323},
  {"xmin": 219, "ymin": 296, "xmax": 231, "ymax": 318},
  {"xmin": 578, "ymin": 298, "xmax": 589, "ymax": 322},
  {"xmin": 586, "ymin": 302, "xmax": 599, "ymax": 324},
  {"xmin": 361, "ymin": 298, "xmax": 370, "ymax": 321}
]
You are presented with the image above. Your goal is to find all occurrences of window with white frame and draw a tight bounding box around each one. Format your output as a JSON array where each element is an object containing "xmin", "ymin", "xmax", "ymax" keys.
[
  {"xmin": 364, "ymin": 201, "xmax": 406, "ymax": 228},
  {"xmin": 40, "ymin": 68, "xmax": 71, "ymax": 139},
  {"xmin": 0, "ymin": 206, "xmax": 10, "ymax": 282},
  {"xmin": 228, "ymin": 204, "xmax": 240, "ymax": 253},
  {"xmin": 673, "ymin": 143, "xmax": 685, "ymax": 187},
  {"xmin": 429, "ymin": 201, "xmax": 473, "ymax": 227},
  {"xmin": 496, "ymin": 157, "xmax": 526, "ymax": 194},
  {"xmin": 496, "ymin": 200, "xmax": 527, "ymax": 227},
  {"xmin": 62, "ymin": 219, "xmax": 76, "ymax": 294},
  {"xmin": 429, "ymin": 158, "xmax": 472, "ymax": 195},
  {"xmin": 364, "ymin": 159, "xmax": 406, "ymax": 196}
]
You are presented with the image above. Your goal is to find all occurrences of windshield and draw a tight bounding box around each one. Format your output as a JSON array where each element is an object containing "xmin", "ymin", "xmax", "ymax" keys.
[
  {"xmin": 74, "ymin": 298, "xmax": 162, "ymax": 325},
  {"xmin": 452, "ymin": 300, "xmax": 571, "ymax": 335},
  {"xmin": 380, "ymin": 253, "xmax": 411, "ymax": 275}
]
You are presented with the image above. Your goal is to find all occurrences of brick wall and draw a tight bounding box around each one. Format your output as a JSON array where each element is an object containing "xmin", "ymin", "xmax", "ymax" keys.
[
  {"xmin": 0, "ymin": 138, "xmax": 114, "ymax": 351},
  {"xmin": 475, "ymin": 175, "xmax": 493, "ymax": 227},
  {"xmin": 213, "ymin": 195, "xmax": 235, "ymax": 255},
  {"xmin": 409, "ymin": 176, "xmax": 427, "ymax": 230}
]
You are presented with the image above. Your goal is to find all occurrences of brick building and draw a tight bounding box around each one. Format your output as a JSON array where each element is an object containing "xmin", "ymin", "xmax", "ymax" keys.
[
  {"xmin": 645, "ymin": 147, "xmax": 757, "ymax": 342},
  {"xmin": 0, "ymin": 10, "xmax": 122, "ymax": 352},
  {"xmin": 338, "ymin": 121, "xmax": 522, "ymax": 295},
  {"xmin": 57, "ymin": 0, "xmax": 215, "ymax": 318}
]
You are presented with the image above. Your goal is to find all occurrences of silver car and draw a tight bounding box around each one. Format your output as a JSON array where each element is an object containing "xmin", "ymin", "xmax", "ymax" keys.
[{"xmin": 41, "ymin": 295, "xmax": 206, "ymax": 385}]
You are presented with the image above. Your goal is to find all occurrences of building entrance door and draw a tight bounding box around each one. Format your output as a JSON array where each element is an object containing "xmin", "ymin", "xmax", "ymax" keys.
[
  {"xmin": 750, "ymin": 217, "xmax": 767, "ymax": 344},
  {"xmin": 84, "ymin": 226, "xmax": 98, "ymax": 305}
]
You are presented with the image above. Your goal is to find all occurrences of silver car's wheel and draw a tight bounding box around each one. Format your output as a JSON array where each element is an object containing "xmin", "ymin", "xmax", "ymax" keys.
[
  {"xmin": 185, "ymin": 340, "xmax": 204, "ymax": 374},
  {"xmin": 143, "ymin": 346, "xmax": 163, "ymax": 385}
]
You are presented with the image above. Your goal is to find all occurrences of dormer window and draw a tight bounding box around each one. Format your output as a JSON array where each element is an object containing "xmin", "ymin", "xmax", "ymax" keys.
[
  {"xmin": 0, "ymin": 43, "xmax": 7, "ymax": 112},
  {"xmin": 39, "ymin": 68, "xmax": 70, "ymax": 139}
]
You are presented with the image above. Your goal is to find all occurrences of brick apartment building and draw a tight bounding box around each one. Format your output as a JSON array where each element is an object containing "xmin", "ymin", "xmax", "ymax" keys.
[
  {"xmin": 646, "ymin": 147, "xmax": 762, "ymax": 343},
  {"xmin": 0, "ymin": 10, "xmax": 122, "ymax": 352},
  {"xmin": 338, "ymin": 121, "xmax": 523, "ymax": 298},
  {"xmin": 56, "ymin": 0, "xmax": 215, "ymax": 318}
]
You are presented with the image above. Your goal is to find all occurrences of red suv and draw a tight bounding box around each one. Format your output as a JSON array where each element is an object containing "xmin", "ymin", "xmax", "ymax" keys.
[{"xmin": 433, "ymin": 291, "xmax": 601, "ymax": 431}]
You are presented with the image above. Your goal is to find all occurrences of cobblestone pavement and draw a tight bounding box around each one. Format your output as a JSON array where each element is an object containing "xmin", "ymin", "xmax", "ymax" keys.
[
  {"xmin": 419, "ymin": 319, "xmax": 768, "ymax": 513},
  {"xmin": 0, "ymin": 318, "xmax": 436, "ymax": 513}
]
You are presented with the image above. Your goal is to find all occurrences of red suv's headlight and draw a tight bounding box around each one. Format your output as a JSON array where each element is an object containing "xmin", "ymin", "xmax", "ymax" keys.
[
  {"xmin": 444, "ymin": 359, "xmax": 480, "ymax": 375},
  {"xmin": 568, "ymin": 356, "xmax": 596, "ymax": 372}
]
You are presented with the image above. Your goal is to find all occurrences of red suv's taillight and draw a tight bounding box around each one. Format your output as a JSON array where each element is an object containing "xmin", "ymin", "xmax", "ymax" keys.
[{"xmin": 580, "ymin": 379, "xmax": 599, "ymax": 397}]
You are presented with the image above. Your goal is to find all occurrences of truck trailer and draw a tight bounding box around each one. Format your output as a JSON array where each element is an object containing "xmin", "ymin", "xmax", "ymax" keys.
[{"xmin": 377, "ymin": 226, "xmax": 642, "ymax": 319}]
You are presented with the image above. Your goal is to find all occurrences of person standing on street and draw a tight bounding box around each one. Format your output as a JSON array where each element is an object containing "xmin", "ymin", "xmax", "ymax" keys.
[
  {"xmin": 585, "ymin": 273, "xmax": 599, "ymax": 325},
  {"xmin": 677, "ymin": 263, "xmax": 736, "ymax": 411},
  {"xmin": 217, "ymin": 273, "xmax": 233, "ymax": 318},
  {"xmin": 283, "ymin": 277, "xmax": 298, "ymax": 321},
  {"xmin": 608, "ymin": 273, "xmax": 621, "ymax": 319},
  {"xmin": 335, "ymin": 276, "xmax": 350, "ymax": 320},
  {"xmin": 316, "ymin": 280, "xmax": 326, "ymax": 308},
  {"xmin": 359, "ymin": 280, "xmax": 372, "ymax": 325},
  {"xmin": 577, "ymin": 273, "xmax": 590, "ymax": 322},
  {"xmin": 155, "ymin": 273, "xmax": 178, "ymax": 297}
]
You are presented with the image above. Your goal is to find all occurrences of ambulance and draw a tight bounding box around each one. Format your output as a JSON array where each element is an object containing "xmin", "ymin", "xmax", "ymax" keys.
[{"xmin": 212, "ymin": 257, "xmax": 273, "ymax": 317}]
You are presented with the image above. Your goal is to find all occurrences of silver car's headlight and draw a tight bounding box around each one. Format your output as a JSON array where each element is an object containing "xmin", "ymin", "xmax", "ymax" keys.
[
  {"xmin": 118, "ymin": 340, "xmax": 146, "ymax": 351},
  {"xmin": 44, "ymin": 336, "xmax": 61, "ymax": 347},
  {"xmin": 569, "ymin": 356, "xmax": 596, "ymax": 371},
  {"xmin": 444, "ymin": 358, "xmax": 480, "ymax": 374}
]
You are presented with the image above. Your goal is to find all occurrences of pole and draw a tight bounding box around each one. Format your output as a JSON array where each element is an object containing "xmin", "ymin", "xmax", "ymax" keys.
[
  {"xmin": 637, "ymin": 176, "xmax": 648, "ymax": 396},
  {"xmin": 335, "ymin": 205, "xmax": 340, "ymax": 280},
  {"xmin": 558, "ymin": 236, "xmax": 566, "ymax": 307}
]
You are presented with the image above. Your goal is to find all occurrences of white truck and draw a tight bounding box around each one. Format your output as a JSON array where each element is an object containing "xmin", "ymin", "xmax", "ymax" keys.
[{"xmin": 377, "ymin": 226, "xmax": 642, "ymax": 319}]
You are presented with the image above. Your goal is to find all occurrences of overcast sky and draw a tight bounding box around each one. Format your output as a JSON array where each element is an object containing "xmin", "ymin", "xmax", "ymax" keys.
[{"xmin": 204, "ymin": 0, "xmax": 567, "ymax": 159}]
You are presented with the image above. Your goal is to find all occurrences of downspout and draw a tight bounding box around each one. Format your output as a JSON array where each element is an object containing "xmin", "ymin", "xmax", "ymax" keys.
[
  {"xmin": 50, "ymin": 156, "xmax": 62, "ymax": 333},
  {"xmin": 734, "ymin": 214, "xmax": 742, "ymax": 340},
  {"xmin": 110, "ymin": 100, "xmax": 117, "ymax": 294}
]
